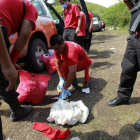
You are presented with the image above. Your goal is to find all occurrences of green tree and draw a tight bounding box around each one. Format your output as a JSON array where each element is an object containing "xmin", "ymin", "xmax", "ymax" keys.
[
  {"xmin": 103, "ymin": 1, "xmax": 131, "ymax": 27},
  {"xmin": 52, "ymin": 0, "xmax": 107, "ymax": 18},
  {"xmin": 50, "ymin": 0, "xmax": 131, "ymax": 28}
]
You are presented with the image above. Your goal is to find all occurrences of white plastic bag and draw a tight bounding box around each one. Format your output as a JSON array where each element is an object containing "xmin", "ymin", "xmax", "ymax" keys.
[{"xmin": 47, "ymin": 99, "xmax": 89, "ymax": 125}]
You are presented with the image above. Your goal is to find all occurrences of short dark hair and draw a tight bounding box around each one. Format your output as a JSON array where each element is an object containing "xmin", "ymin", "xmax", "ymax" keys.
[
  {"xmin": 50, "ymin": 34, "xmax": 64, "ymax": 46},
  {"xmin": 77, "ymin": 5, "xmax": 81, "ymax": 11}
]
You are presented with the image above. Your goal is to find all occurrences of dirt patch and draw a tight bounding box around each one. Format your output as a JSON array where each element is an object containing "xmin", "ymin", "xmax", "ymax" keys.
[{"xmin": 2, "ymin": 29, "xmax": 140, "ymax": 140}]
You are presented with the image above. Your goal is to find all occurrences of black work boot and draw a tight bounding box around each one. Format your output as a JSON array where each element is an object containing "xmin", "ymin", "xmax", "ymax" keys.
[
  {"xmin": 107, "ymin": 96, "xmax": 129, "ymax": 107},
  {"xmin": 134, "ymin": 118, "xmax": 140, "ymax": 131},
  {"xmin": 9, "ymin": 101, "xmax": 33, "ymax": 122},
  {"xmin": 68, "ymin": 78, "xmax": 79, "ymax": 94}
]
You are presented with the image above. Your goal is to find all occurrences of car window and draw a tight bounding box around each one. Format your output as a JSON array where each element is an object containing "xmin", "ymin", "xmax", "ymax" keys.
[
  {"xmin": 93, "ymin": 18, "xmax": 98, "ymax": 22},
  {"xmin": 32, "ymin": 1, "xmax": 45, "ymax": 16},
  {"xmin": 47, "ymin": 7, "xmax": 60, "ymax": 24}
]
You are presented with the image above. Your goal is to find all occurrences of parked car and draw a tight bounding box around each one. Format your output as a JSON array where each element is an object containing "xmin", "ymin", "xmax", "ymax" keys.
[
  {"xmin": 9, "ymin": 0, "xmax": 58, "ymax": 73},
  {"xmin": 9, "ymin": 0, "xmax": 89, "ymax": 73},
  {"xmin": 92, "ymin": 17, "xmax": 102, "ymax": 32}
]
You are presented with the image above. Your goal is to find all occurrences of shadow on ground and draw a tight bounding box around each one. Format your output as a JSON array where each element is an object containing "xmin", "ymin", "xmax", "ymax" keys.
[
  {"xmin": 68, "ymin": 124, "xmax": 140, "ymax": 140},
  {"xmin": 92, "ymin": 34, "xmax": 118, "ymax": 41},
  {"xmin": 88, "ymin": 50, "xmax": 115, "ymax": 59},
  {"xmin": 58, "ymin": 77, "xmax": 107, "ymax": 130},
  {"xmin": 90, "ymin": 61, "xmax": 114, "ymax": 70},
  {"xmin": 90, "ymin": 33, "xmax": 118, "ymax": 45}
]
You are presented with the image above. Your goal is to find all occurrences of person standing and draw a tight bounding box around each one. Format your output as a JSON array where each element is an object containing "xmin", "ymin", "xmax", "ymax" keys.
[
  {"xmin": 0, "ymin": 22, "xmax": 19, "ymax": 140},
  {"xmin": 107, "ymin": 0, "xmax": 140, "ymax": 130},
  {"xmin": 60, "ymin": 0, "xmax": 81, "ymax": 42},
  {"xmin": 0, "ymin": 0, "xmax": 38, "ymax": 129},
  {"xmin": 101, "ymin": 21, "xmax": 106, "ymax": 31},
  {"xmin": 50, "ymin": 34, "xmax": 92, "ymax": 99},
  {"xmin": 83, "ymin": 11, "xmax": 93, "ymax": 55},
  {"xmin": 77, "ymin": 5, "xmax": 86, "ymax": 49}
]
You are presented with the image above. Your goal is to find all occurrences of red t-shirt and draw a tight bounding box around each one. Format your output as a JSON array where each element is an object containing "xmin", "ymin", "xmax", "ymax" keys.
[
  {"xmin": 77, "ymin": 11, "xmax": 86, "ymax": 36},
  {"xmin": 54, "ymin": 41, "xmax": 91, "ymax": 67},
  {"xmin": 64, "ymin": 4, "xmax": 80, "ymax": 29},
  {"xmin": 102, "ymin": 21, "xmax": 106, "ymax": 26},
  {"xmin": 0, "ymin": 0, "xmax": 38, "ymax": 37},
  {"xmin": 88, "ymin": 11, "xmax": 93, "ymax": 30}
]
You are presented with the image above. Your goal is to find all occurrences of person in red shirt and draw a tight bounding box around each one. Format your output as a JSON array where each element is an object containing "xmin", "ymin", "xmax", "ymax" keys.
[
  {"xmin": 60, "ymin": 0, "xmax": 81, "ymax": 42},
  {"xmin": 0, "ymin": 0, "xmax": 38, "ymax": 133},
  {"xmin": 50, "ymin": 34, "xmax": 92, "ymax": 99},
  {"xmin": 77, "ymin": 5, "xmax": 86, "ymax": 49},
  {"xmin": 83, "ymin": 11, "xmax": 93, "ymax": 55},
  {"xmin": 101, "ymin": 21, "xmax": 106, "ymax": 31}
]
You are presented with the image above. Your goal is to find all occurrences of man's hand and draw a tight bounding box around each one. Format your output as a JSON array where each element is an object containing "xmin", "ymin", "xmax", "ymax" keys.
[
  {"xmin": 88, "ymin": 27, "xmax": 92, "ymax": 33},
  {"xmin": 13, "ymin": 63, "xmax": 22, "ymax": 70},
  {"xmin": 1, "ymin": 64, "xmax": 18, "ymax": 92},
  {"xmin": 76, "ymin": 27, "xmax": 80, "ymax": 34},
  {"xmin": 59, "ymin": 89, "xmax": 71, "ymax": 99},
  {"xmin": 57, "ymin": 77, "xmax": 65, "ymax": 89},
  {"xmin": 62, "ymin": 8, "xmax": 64, "ymax": 13}
]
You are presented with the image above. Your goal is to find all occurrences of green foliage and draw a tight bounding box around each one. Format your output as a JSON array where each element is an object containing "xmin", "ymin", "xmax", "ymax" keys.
[
  {"xmin": 103, "ymin": 1, "xmax": 131, "ymax": 27},
  {"xmin": 51, "ymin": 0, "xmax": 131, "ymax": 27},
  {"xmin": 85, "ymin": 2, "xmax": 106, "ymax": 20},
  {"xmin": 52, "ymin": 0, "xmax": 106, "ymax": 18}
]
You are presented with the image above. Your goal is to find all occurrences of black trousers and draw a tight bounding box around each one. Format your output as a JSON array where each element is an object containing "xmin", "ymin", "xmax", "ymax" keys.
[
  {"xmin": 83, "ymin": 31, "xmax": 92, "ymax": 52},
  {"xmin": 0, "ymin": 26, "xmax": 20, "ymax": 140},
  {"xmin": 0, "ymin": 117, "xmax": 3, "ymax": 140},
  {"xmin": 117, "ymin": 34, "xmax": 140, "ymax": 100},
  {"xmin": 63, "ymin": 28, "xmax": 77, "ymax": 43},
  {"xmin": 0, "ymin": 26, "xmax": 19, "ymax": 104},
  {"xmin": 77, "ymin": 36, "xmax": 84, "ymax": 48}
]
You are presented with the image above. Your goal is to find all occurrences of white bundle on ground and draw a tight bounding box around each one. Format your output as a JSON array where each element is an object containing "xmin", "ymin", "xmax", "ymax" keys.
[{"xmin": 47, "ymin": 99, "xmax": 89, "ymax": 125}]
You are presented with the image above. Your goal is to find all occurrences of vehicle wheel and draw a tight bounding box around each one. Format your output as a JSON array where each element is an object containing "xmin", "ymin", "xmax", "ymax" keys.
[{"xmin": 26, "ymin": 38, "xmax": 47, "ymax": 73}]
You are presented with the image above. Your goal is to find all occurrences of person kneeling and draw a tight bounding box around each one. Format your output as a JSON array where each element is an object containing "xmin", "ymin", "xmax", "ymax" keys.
[{"xmin": 50, "ymin": 34, "xmax": 92, "ymax": 99}]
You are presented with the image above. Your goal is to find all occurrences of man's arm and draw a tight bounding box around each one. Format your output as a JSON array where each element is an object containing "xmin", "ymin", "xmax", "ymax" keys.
[
  {"xmin": 55, "ymin": 58, "xmax": 63, "ymax": 78},
  {"xmin": 62, "ymin": 8, "xmax": 65, "ymax": 21},
  {"xmin": 0, "ymin": 27, "xmax": 12, "ymax": 67},
  {"xmin": 76, "ymin": 16, "xmax": 81, "ymax": 34},
  {"xmin": 0, "ymin": 27, "xmax": 18, "ymax": 92},
  {"xmin": 123, "ymin": 0, "xmax": 134, "ymax": 10},
  {"xmin": 63, "ymin": 64, "xmax": 77, "ymax": 89},
  {"xmin": 13, "ymin": 19, "xmax": 33, "ymax": 51},
  {"xmin": 89, "ymin": 17, "xmax": 93, "ymax": 33},
  {"xmin": 10, "ymin": 19, "xmax": 33, "ymax": 64}
]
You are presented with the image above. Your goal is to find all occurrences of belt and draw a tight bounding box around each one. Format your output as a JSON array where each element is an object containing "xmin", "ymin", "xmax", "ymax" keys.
[{"xmin": 65, "ymin": 27, "xmax": 75, "ymax": 30}]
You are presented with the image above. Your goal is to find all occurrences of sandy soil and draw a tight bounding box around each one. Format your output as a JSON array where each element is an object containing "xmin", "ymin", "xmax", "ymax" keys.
[{"xmin": 2, "ymin": 29, "xmax": 140, "ymax": 140}]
